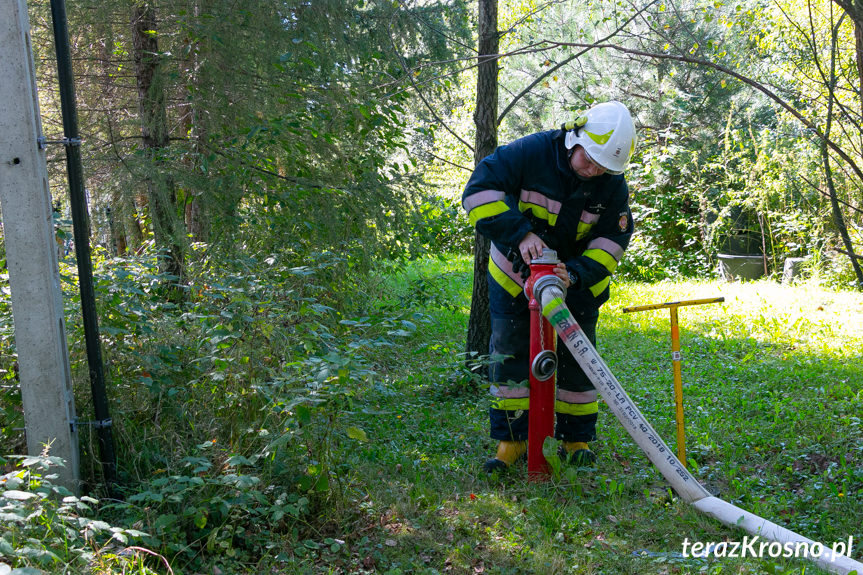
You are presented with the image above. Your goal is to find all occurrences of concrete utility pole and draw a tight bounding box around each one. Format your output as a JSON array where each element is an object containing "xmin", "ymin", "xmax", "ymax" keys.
[{"xmin": 0, "ymin": 0, "xmax": 79, "ymax": 490}]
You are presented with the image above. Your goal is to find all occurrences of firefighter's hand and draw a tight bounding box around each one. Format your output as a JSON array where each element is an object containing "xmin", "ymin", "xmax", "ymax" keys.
[
  {"xmin": 519, "ymin": 232, "xmax": 547, "ymax": 264},
  {"xmin": 554, "ymin": 263, "xmax": 572, "ymax": 287},
  {"xmin": 504, "ymin": 247, "xmax": 531, "ymax": 280}
]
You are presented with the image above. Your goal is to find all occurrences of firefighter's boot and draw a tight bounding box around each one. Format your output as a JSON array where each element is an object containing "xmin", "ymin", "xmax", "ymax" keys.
[
  {"xmin": 558, "ymin": 441, "xmax": 596, "ymax": 466},
  {"xmin": 483, "ymin": 440, "xmax": 527, "ymax": 473}
]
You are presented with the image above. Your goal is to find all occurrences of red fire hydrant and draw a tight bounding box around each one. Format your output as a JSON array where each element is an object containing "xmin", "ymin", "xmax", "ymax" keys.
[{"xmin": 523, "ymin": 249, "xmax": 565, "ymax": 478}]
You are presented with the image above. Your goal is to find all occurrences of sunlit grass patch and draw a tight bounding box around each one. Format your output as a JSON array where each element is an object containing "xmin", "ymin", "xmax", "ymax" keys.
[{"xmin": 347, "ymin": 259, "xmax": 862, "ymax": 574}]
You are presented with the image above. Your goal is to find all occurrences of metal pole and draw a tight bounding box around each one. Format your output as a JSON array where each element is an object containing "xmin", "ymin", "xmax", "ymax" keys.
[
  {"xmin": 49, "ymin": 0, "xmax": 117, "ymax": 491},
  {"xmin": 0, "ymin": 0, "xmax": 79, "ymax": 492},
  {"xmin": 669, "ymin": 306, "xmax": 685, "ymax": 465}
]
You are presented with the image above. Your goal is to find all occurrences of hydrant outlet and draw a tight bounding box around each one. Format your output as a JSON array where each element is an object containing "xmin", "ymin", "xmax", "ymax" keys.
[{"xmin": 531, "ymin": 350, "xmax": 558, "ymax": 381}]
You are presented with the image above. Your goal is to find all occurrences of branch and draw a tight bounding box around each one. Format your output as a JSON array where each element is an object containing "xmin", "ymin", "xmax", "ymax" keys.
[
  {"xmin": 798, "ymin": 3, "xmax": 861, "ymax": 141},
  {"xmin": 395, "ymin": 0, "xmax": 475, "ymax": 54},
  {"xmin": 388, "ymin": 14, "xmax": 474, "ymax": 153},
  {"xmin": 196, "ymin": 139, "xmax": 340, "ymax": 191},
  {"xmin": 427, "ymin": 152, "xmax": 472, "ymax": 173},
  {"xmin": 838, "ymin": 249, "xmax": 863, "ymax": 261},
  {"xmin": 546, "ymin": 40, "xmax": 863, "ymax": 183},
  {"xmin": 797, "ymin": 172, "xmax": 863, "ymax": 215},
  {"xmin": 499, "ymin": 0, "xmax": 570, "ymax": 40},
  {"xmin": 830, "ymin": 0, "xmax": 863, "ymax": 22},
  {"xmin": 498, "ymin": 0, "xmax": 661, "ymax": 124},
  {"xmin": 379, "ymin": 40, "xmax": 561, "ymax": 99},
  {"xmin": 823, "ymin": 11, "xmax": 863, "ymax": 286}
]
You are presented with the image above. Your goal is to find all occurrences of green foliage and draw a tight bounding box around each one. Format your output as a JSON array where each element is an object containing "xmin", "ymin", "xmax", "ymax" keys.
[
  {"xmin": 412, "ymin": 0, "xmax": 863, "ymax": 286},
  {"xmin": 0, "ymin": 456, "xmax": 153, "ymax": 573},
  {"xmin": 118, "ymin": 450, "xmax": 312, "ymax": 567},
  {"xmin": 307, "ymin": 259, "xmax": 862, "ymax": 574},
  {"xmin": 28, "ymin": 0, "xmax": 473, "ymax": 286},
  {"xmin": 407, "ymin": 195, "xmax": 474, "ymax": 256},
  {"xmin": 0, "ymin": 244, "xmax": 447, "ymax": 572},
  {"xmin": 623, "ymin": 140, "xmax": 712, "ymax": 281},
  {"xmin": 0, "ymin": 283, "xmax": 20, "ymax": 452},
  {"xmin": 620, "ymin": 103, "xmax": 834, "ymax": 282},
  {"xmin": 5, "ymin": 0, "xmax": 863, "ymax": 571}
]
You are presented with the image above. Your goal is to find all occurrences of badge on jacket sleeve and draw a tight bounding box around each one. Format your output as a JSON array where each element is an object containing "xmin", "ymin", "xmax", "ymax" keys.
[{"xmin": 618, "ymin": 212, "xmax": 629, "ymax": 232}]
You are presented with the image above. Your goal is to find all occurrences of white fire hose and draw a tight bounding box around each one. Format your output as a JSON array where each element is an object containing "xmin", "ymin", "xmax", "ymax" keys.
[{"xmin": 534, "ymin": 278, "xmax": 862, "ymax": 575}]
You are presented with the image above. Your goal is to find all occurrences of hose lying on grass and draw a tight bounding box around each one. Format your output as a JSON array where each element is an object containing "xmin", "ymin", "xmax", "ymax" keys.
[{"xmin": 537, "ymin": 283, "xmax": 863, "ymax": 575}]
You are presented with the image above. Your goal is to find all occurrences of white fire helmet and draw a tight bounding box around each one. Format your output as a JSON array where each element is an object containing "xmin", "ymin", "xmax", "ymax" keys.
[{"xmin": 564, "ymin": 101, "xmax": 637, "ymax": 175}]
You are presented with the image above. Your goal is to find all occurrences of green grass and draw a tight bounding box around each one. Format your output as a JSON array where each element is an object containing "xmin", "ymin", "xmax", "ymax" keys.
[
  {"xmin": 313, "ymin": 256, "xmax": 862, "ymax": 575},
  {"xmin": 2, "ymin": 254, "xmax": 861, "ymax": 574}
]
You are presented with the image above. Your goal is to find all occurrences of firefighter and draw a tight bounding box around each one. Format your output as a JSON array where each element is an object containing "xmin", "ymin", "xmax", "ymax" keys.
[{"xmin": 461, "ymin": 101, "xmax": 637, "ymax": 472}]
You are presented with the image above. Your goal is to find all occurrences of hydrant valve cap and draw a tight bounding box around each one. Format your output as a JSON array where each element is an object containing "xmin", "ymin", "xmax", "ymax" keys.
[{"xmin": 531, "ymin": 350, "xmax": 558, "ymax": 381}]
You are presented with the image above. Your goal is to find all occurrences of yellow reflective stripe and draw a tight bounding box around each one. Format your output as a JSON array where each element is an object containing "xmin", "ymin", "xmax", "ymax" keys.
[
  {"xmin": 518, "ymin": 201, "xmax": 558, "ymax": 226},
  {"xmin": 589, "ymin": 277, "xmax": 611, "ymax": 297},
  {"xmin": 555, "ymin": 400, "xmax": 599, "ymax": 416},
  {"xmin": 576, "ymin": 222, "xmax": 593, "ymax": 241},
  {"xmin": 542, "ymin": 297, "xmax": 565, "ymax": 318},
  {"xmin": 493, "ymin": 397, "xmax": 530, "ymax": 411},
  {"xmin": 468, "ymin": 201, "xmax": 509, "ymax": 226},
  {"xmin": 586, "ymin": 129, "xmax": 613, "ymax": 145},
  {"xmin": 489, "ymin": 259, "xmax": 523, "ymax": 297},
  {"xmin": 494, "ymin": 399, "xmax": 600, "ymax": 414},
  {"xmin": 583, "ymin": 248, "xmax": 619, "ymax": 274}
]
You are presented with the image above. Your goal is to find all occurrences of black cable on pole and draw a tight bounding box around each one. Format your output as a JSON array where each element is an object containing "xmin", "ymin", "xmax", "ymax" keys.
[{"xmin": 49, "ymin": 0, "xmax": 118, "ymax": 495}]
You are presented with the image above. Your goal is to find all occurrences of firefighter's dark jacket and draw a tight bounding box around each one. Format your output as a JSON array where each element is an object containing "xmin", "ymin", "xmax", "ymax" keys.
[{"xmin": 462, "ymin": 129, "xmax": 633, "ymax": 308}]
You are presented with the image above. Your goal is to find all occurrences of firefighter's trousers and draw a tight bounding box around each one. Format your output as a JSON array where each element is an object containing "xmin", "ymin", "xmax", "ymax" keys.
[{"xmin": 487, "ymin": 275, "xmax": 599, "ymax": 443}]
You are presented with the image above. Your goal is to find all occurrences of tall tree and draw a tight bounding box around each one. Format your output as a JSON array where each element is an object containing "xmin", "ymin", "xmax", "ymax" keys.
[
  {"xmin": 831, "ymin": 0, "xmax": 863, "ymax": 117},
  {"xmin": 131, "ymin": 2, "xmax": 185, "ymax": 287},
  {"xmin": 466, "ymin": 0, "xmax": 499, "ymax": 364}
]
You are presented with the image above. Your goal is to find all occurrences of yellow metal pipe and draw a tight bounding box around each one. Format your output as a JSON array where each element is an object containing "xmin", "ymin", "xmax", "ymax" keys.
[
  {"xmin": 623, "ymin": 296, "xmax": 725, "ymax": 313},
  {"xmin": 670, "ymin": 306, "xmax": 686, "ymax": 465}
]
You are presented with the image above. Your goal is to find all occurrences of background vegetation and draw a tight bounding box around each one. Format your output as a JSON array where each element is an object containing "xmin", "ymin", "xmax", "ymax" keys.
[{"xmin": 1, "ymin": 0, "xmax": 861, "ymax": 573}]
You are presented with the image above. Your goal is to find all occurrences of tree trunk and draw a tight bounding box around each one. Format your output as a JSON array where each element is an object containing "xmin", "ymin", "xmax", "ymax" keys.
[
  {"xmin": 105, "ymin": 205, "xmax": 126, "ymax": 256},
  {"xmin": 822, "ymin": 145, "xmax": 863, "ymax": 286},
  {"xmin": 182, "ymin": 0, "xmax": 209, "ymax": 244},
  {"xmin": 124, "ymin": 191, "xmax": 145, "ymax": 252},
  {"xmin": 856, "ymin": 20, "xmax": 863, "ymax": 119},
  {"xmin": 100, "ymin": 30, "xmax": 126, "ymax": 261},
  {"xmin": 466, "ymin": 0, "xmax": 499, "ymax": 364},
  {"xmin": 131, "ymin": 2, "xmax": 185, "ymax": 289},
  {"xmin": 185, "ymin": 199, "xmax": 205, "ymax": 242},
  {"xmin": 822, "ymin": 7, "xmax": 863, "ymax": 287},
  {"xmin": 831, "ymin": 1, "xmax": 863, "ymax": 118}
]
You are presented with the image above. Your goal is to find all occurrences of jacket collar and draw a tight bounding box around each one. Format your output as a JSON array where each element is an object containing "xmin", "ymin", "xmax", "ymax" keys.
[{"xmin": 552, "ymin": 130, "xmax": 574, "ymax": 177}]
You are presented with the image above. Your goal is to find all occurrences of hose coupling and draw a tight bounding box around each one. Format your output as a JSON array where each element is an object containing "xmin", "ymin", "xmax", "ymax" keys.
[{"xmin": 532, "ymin": 273, "xmax": 566, "ymax": 303}]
